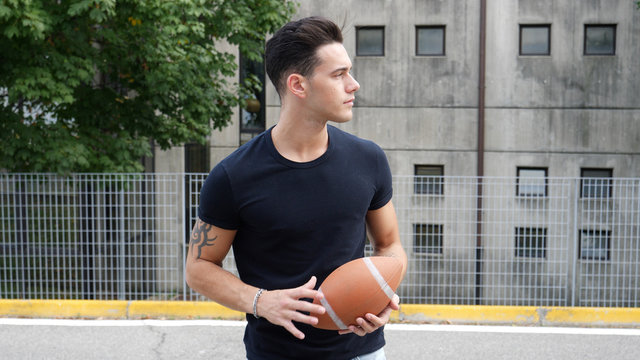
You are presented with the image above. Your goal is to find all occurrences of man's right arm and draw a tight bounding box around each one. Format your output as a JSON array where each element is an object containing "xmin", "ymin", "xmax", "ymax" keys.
[
  {"xmin": 185, "ymin": 218, "xmax": 326, "ymax": 340},
  {"xmin": 185, "ymin": 218, "xmax": 256, "ymax": 314}
]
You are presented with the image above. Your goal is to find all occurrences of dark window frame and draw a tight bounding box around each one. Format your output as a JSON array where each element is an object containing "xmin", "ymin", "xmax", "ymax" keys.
[
  {"xmin": 579, "ymin": 229, "xmax": 611, "ymax": 261},
  {"xmin": 516, "ymin": 167, "xmax": 548, "ymax": 197},
  {"xmin": 515, "ymin": 227, "xmax": 547, "ymax": 259},
  {"xmin": 580, "ymin": 168, "xmax": 613, "ymax": 198},
  {"xmin": 413, "ymin": 223, "xmax": 444, "ymax": 255},
  {"xmin": 414, "ymin": 165, "xmax": 444, "ymax": 195},
  {"xmin": 416, "ymin": 25, "xmax": 446, "ymax": 56},
  {"xmin": 519, "ymin": 24, "xmax": 551, "ymax": 56},
  {"xmin": 239, "ymin": 51, "xmax": 266, "ymax": 144},
  {"xmin": 584, "ymin": 24, "xmax": 616, "ymax": 56},
  {"xmin": 184, "ymin": 142, "xmax": 209, "ymax": 173},
  {"xmin": 356, "ymin": 26, "xmax": 385, "ymax": 56}
]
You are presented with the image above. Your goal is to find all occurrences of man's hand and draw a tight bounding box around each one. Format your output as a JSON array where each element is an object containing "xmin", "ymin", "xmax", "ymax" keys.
[
  {"xmin": 338, "ymin": 293, "xmax": 400, "ymax": 337},
  {"xmin": 256, "ymin": 276, "xmax": 326, "ymax": 340}
]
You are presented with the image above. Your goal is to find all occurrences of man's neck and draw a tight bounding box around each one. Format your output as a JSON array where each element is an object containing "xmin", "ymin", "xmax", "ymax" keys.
[{"xmin": 271, "ymin": 106, "xmax": 329, "ymax": 163}]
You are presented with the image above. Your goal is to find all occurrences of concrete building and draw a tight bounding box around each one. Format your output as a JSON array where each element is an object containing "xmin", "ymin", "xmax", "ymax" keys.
[
  {"xmin": 155, "ymin": 0, "xmax": 640, "ymax": 177},
  {"xmin": 153, "ymin": 0, "xmax": 640, "ymax": 306}
]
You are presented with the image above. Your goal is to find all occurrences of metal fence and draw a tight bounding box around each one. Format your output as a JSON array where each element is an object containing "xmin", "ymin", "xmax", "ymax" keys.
[{"xmin": 1, "ymin": 173, "xmax": 638, "ymax": 307}]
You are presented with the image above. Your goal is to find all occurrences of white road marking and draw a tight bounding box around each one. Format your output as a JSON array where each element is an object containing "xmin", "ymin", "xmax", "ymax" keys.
[
  {"xmin": 1, "ymin": 318, "xmax": 638, "ymax": 336},
  {"xmin": 0, "ymin": 318, "xmax": 247, "ymax": 327},
  {"xmin": 385, "ymin": 323, "xmax": 640, "ymax": 336}
]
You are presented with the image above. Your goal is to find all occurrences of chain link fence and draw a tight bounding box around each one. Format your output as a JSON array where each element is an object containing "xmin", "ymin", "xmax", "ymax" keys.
[{"xmin": 1, "ymin": 173, "xmax": 638, "ymax": 307}]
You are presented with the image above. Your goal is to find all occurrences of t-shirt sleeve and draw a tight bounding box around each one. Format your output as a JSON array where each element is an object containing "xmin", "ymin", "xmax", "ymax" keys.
[
  {"xmin": 197, "ymin": 163, "xmax": 240, "ymax": 230},
  {"xmin": 368, "ymin": 145, "xmax": 393, "ymax": 210}
]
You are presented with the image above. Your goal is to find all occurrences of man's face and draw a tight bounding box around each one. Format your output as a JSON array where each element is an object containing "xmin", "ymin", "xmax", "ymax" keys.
[{"xmin": 304, "ymin": 42, "xmax": 360, "ymax": 123}]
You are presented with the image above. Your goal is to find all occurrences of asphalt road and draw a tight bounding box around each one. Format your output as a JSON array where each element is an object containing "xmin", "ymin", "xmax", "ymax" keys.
[{"xmin": 2, "ymin": 319, "xmax": 639, "ymax": 360}]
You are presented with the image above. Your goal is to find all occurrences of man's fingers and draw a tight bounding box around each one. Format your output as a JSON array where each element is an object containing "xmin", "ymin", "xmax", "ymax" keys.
[
  {"xmin": 258, "ymin": 276, "xmax": 327, "ymax": 339},
  {"xmin": 296, "ymin": 299, "xmax": 326, "ymax": 315},
  {"xmin": 348, "ymin": 324, "xmax": 366, "ymax": 336},
  {"xmin": 283, "ymin": 321, "xmax": 306, "ymax": 340},
  {"xmin": 304, "ymin": 276, "xmax": 317, "ymax": 288},
  {"xmin": 289, "ymin": 309, "xmax": 319, "ymax": 325},
  {"xmin": 390, "ymin": 293, "xmax": 400, "ymax": 310},
  {"xmin": 292, "ymin": 276, "xmax": 322, "ymax": 300}
]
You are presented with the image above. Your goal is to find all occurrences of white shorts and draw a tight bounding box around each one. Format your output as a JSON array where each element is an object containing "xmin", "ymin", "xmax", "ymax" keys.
[{"xmin": 351, "ymin": 347, "xmax": 386, "ymax": 360}]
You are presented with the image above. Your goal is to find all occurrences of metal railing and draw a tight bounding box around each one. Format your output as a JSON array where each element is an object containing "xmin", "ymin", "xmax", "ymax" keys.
[{"xmin": 1, "ymin": 173, "xmax": 638, "ymax": 307}]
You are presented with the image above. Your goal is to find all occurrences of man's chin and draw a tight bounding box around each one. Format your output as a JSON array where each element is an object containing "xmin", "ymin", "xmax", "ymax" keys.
[{"xmin": 330, "ymin": 114, "xmax": 353, "ymax": 123}]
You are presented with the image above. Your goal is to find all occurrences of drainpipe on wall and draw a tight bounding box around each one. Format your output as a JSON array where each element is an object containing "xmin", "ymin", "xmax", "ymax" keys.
[{"xmin": 475, "ymin": 0, "xmax": 487, "ymax": 306}]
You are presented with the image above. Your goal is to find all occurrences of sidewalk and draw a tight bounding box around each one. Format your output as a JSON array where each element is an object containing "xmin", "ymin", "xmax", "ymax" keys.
[{"xmin": 3, "ymin": 318, "xmax": 640, "ymax": 360}]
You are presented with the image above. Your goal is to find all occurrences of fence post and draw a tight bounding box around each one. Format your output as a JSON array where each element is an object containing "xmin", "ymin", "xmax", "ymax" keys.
[
  {"xmin": 571, "ymin": 178, "xmax": 580, "ymax": 306},
  {"xmin": 182, "ymin": 174, "xmax": 188, "ymax": 301},
  {"xmin": 118, "ymin": 188, "xmax": 125, "ymax": 300},
  {"xmin": 475, "ymin": 177, "xmax": 484, "ymax": 305}
]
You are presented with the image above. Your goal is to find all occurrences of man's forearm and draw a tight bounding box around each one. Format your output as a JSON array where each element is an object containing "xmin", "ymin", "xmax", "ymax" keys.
[
  {"xmin": 185, "ymin": 259, "xmax": 257, "ymax": 314},
  {"xmin": 373, "ymin": 241, "xmax": 408, "ymax": 279}
]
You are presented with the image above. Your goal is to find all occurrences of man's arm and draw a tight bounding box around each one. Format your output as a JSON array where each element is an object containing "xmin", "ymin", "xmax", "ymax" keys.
[
  {"xmin": 367, "ymin": 201, "xmax": 407, "ymax": 276},
  {"xmin": 185, "ymin": 218, "xmax": 325, "ymax": 340},
  {"xmin": 339, "ymin": 200, "xmax": 407, "ymax": 336}
]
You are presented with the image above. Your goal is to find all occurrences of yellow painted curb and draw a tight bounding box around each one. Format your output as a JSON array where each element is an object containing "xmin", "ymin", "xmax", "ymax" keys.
[
  {"xmin": 128, "ymin": 301, "xmax": 245, "ymax": 320},
  {"xmin": 389, "ymin": 309, "xmax": 400, "ymax": 322},
  {"xmin": 0, "ymin": 299, "xmax": 127, "ymax": 319},
  {"xmin": 397, "ymin": 304, "xmax": 640, "ymax": 326},
  {"xmin": 399, "ymin": 304, "xmax": 539, "ymax": 324},
  {"xmin": 1, "ymin": 300, "xmax": 639, "ymax": 327},
  {"xmin": 544, "ymin": 307, "xmax": 640, "ymax": 325}
]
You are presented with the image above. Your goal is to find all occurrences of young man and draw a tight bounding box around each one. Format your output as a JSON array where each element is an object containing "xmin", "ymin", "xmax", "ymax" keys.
[{"xmin": 186, "ymin": 16, "xmax": 407, "ymax": 359}]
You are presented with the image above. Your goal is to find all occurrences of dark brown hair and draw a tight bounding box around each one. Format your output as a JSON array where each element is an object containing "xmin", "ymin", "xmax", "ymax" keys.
[{"xmin": 265, "ymin": 16, "xmax": 343, "ymax": 97}]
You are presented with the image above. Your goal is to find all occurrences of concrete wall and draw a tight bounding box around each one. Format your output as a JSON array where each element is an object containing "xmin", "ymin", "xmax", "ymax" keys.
[
  {"xmin": 291, "ymin": 0, "xmax": 481, "ymax": 176},
  {"xmin": 153, "ymin": 0, "xmax": 640, "ymax": 305},
  {"xmin": 485, "ymin": 0, "xmax": 640, "ymax": 178},
  {"xmin": 155, "ymin": 0, "xmax": 640, "ymax": 177}
]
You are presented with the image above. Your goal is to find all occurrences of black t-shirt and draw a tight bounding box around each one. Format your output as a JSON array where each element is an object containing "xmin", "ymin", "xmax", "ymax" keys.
[{"xmin": 198, "ymin": 125, "xmax": 393, "ymax": 360}]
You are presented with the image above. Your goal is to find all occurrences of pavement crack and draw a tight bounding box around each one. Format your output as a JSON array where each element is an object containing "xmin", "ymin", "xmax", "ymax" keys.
[{"xmin": 148, "ymin": 325, "xmax": 168, "ymax": 360}]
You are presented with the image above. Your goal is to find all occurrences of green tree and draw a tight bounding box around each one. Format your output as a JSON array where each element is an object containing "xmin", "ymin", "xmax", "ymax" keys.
[{"xmin": 0, "ymin": 0, "xmax": 296, "ymax": 173}]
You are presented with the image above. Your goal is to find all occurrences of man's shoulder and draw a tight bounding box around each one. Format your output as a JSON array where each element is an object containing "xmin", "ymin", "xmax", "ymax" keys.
[
  {"xmin": 328, "ymin": 125, "xmax": 383, "ymax": 153},
  {"xmin": 219, "ymin": 130, "xmax": 270, "ymax": 168}
]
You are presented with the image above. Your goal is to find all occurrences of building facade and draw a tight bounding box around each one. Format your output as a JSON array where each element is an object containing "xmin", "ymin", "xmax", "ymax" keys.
[
  {"xmin": 152, "ymin": 0, "xmax": 640, "ymax": 306},
  {"xmin": 156, "ymin": 0, "xmax": 640, "ymax": 178}
]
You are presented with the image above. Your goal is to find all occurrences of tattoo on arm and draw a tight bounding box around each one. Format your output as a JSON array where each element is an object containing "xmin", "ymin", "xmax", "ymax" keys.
[{"xmin": 190, "ymin": 220, "xmax": 218, "ymax": 260}]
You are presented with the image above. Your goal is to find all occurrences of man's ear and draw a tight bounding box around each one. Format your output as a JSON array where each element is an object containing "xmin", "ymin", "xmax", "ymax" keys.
[{"xmin": 286, "ymin": 73, "xmax": 307, "ymax": 99}]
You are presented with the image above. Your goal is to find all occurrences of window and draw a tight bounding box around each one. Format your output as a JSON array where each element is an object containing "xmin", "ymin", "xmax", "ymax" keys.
[
  {"xmin": 239, "ymin": 51, "xmax": 266, "ymax": 144},
  {"xmin": 517, "ymin": 167, "xmax": 548, "ymax": 197},
  {"xmin": 413, "ymin": 224, "xmax": 443, "ymax": 255},
  {"xmin": 416, "ymin": 26, "xmax": 445, "ymax": 56},
  {"xmin": 520, "ymin": 24, "xmax": 551, "ymax": 55},
  {"xmin": 579, "ymin": 229, "xmax": 611, "ymax": 261},
  {"xmin": 515, "ymin": 227, "xmax": 547, "ymax": 258},
  {"xmin": 414, "ymin": 165, "xmax": 444, "ymax": 195},
  {"xmin": 581, "ymin": 168, "xmax": 613, "ymax": 198},
  {"xmin": 184, "ymin": 143, "xmax": 209, "ymax": 173},
  {"xmin": 584, "ymin": 24, "xmax": 616, "ymax": 55},
  {"xmin": 356, "ymin": 26, "xmax": 384, "ymax": 56},
  {"xmin": 184, "ymin": 142, "xmax": 210, "ymax": 243}
]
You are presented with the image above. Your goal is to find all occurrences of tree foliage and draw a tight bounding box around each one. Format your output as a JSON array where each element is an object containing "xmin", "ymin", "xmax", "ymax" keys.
[{"xmin": 0, "ymin": 0, "xmax": 297, "ymax": 173}]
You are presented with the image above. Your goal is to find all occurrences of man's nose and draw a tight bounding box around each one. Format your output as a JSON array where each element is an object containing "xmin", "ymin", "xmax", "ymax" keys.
[{"xmin": 347, "ymin": 73, "xmax": 360, "ymax": 93}]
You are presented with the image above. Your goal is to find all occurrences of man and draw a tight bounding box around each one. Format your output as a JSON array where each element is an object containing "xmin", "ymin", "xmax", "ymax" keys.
[{"xmin": 186, "ymin": 16, "xmax": 407, "ymax": 359}]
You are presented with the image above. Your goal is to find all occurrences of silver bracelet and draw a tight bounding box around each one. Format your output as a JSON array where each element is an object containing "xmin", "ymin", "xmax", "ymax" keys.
[{"xmin": 253, "ymin": 288, "xmax": 265, "ymax": 319}]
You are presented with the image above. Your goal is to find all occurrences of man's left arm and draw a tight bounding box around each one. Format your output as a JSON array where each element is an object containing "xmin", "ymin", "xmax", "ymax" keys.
[{"xmin": 339, "ymin": 200, "xmax": 408, "ymax": 336}]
